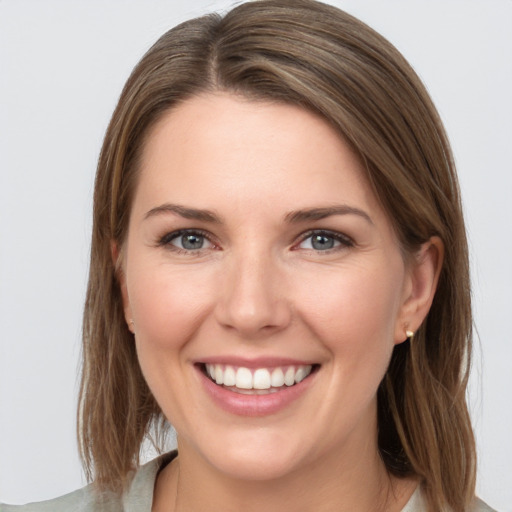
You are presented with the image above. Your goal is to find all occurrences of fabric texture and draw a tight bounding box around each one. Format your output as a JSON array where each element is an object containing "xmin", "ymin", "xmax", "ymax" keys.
[{"xmin": 1, "ymin": 451, "xmax": 497, "ymax": 511}]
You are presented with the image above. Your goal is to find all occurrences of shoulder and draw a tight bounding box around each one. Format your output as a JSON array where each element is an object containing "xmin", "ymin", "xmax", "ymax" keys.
[
  {"xmin": 0, "ymin": 485, "xmax": 114, "ymax": 512},
  {"xmin": 471, "ymin": 497, "xmax": 498, "ymax": 512},
  {"xmin": 401, "ymin": 487, "xmax": 499, "ymax": 512},
  {"xmin": 0, "ymin": 451, "xmax": 177, "ymax": 512}
]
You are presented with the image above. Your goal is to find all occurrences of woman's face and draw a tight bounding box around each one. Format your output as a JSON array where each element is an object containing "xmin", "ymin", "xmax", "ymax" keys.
[{"xmin": 121, "ymin": 93, "xmax": 424, "ymax": 481}]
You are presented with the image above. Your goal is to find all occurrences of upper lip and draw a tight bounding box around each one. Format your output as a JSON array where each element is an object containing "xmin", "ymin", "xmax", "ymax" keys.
[{"xmin": 196, "ymin": 356, "xmax": 318, "ymax": 369}]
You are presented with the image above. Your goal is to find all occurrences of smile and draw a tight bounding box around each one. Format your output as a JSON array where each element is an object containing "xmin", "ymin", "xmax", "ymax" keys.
[
  {"xmin": 204, "ymin": 364, "xmax": 314, "ymax": 394},
  {"xmin": 196, "ymin": 360, "xmax": 319, "ymax": 416}
]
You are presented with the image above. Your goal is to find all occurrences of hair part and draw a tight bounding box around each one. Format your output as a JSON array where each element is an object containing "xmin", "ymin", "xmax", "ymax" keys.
[{"xmin": 78, "ymin": 2, "xmax": 475, "ymax": 510}]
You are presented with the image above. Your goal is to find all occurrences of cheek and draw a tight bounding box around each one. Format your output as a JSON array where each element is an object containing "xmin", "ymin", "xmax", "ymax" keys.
[
  {"xmin": 295, "ymin": 260, "xmax": 404, "ymax": 398},
  {"xmin": 126, "ymin": 262, "xmax": 215, "ymax": 356},
  {"xmin": 126, "ymin": 264, "xmax": 217, "ymax": 425},
  {"xmin": 297, "ymin": 264, "xmax": 403, "ymax": 345}
]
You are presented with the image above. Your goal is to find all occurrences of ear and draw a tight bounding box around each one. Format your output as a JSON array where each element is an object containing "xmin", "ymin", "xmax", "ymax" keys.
[
  {"xmin": 111, "ymin": 240, "xmax": 135, "ymax": 334},
  {"xmin": 394, "ymin": 236, "xmax": 444, "ymax": 344}
]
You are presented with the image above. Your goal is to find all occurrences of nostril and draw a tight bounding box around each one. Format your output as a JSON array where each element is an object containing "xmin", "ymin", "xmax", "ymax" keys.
[
  {"xmin": 214, "ymin": 297, "xmax": 292, "ymax": 338},
  {"xmin": 212, "ymin": 263, "xmax": 292, "ymax": 336}
]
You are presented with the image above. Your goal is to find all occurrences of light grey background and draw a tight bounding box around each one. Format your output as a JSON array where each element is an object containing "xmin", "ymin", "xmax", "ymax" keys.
[{"xmin": 1, "ymin": 1, "xmax": 511, "ymax": 510}]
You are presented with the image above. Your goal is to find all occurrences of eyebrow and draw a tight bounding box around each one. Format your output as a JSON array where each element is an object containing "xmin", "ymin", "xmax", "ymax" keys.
[
  {"xmin": 284, "ymin": 206, "xmax": 373, "ymax": 225},
  {"xmin": 144, "ymin": 203, "xmax": 372, "ymax": 225},
  {"xmin": 144, "ymin": 203, "xmax": 221, "ymax": 223}
]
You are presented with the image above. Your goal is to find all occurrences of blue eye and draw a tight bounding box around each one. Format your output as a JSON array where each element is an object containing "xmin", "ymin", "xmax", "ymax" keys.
[
  {"xmin": 160, "ymin": 230, "xmax": 213, "ymax": 251},
  {"xmin": 298, "ymin": 231, "xmax": 352, "ymax": 251},
  {"xmin": 310, "ymin": 233, "xmax": 336, "ymax": 250},
  {"xmin": 177, "ymin": 233, "xmax": 205, "ymax": 250}
]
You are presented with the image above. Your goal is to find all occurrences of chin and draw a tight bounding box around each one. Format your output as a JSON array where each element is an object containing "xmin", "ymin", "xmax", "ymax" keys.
[
  {"xmin": 185, "ymin": 428, "xmax": 307, "ymax": 482},
  {"xmin": 211, "ymin": 450, "xmax": 304, "ymax": 482}
]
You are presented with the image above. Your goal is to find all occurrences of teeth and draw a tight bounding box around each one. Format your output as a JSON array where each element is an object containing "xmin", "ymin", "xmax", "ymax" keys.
[
  {"xmin": 270, "ymin": 368, "xmax": 285, "ymax": 387},
  {"xmin": 236, "ymin": 367, "xmax": 253, "ymax": 389},
  {"xmin": 204, "ymin": 363, "xmax": 313, "ymax": 391},
  {"xmin": 223, "ymin": 365, "xmax": 236, "ymax": 386},
  {"xmin": 284, "ymin": 367, "xmax": 295, "ymax": 386},
  {"xmin": 214, "ymin": 366, "xmax": 224, "ymax": 385},
  {"xmin": 253, "ymin": 368, "xmax": 271, "ymax": 390},
  {"xmin": 294, "ymin": 366, "xmax": 309, "ymax": 383}
]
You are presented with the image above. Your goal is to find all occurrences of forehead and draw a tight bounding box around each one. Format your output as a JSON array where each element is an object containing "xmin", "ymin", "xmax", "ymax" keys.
[{"xmin": 133, "ymin": 92, "xmax": 382, "ymax": 223}]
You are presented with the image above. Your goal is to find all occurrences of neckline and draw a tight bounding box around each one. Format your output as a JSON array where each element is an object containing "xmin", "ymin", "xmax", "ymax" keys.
[{"xmin": 125, "ymin": 451, "xmax": 423, "ymax": 512}]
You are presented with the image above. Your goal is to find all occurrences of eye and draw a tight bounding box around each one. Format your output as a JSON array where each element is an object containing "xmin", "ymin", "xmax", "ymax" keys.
[
  {"xmin": 297, "ymin": 230, "xmax": 353, "ymax": 251},
  {"xmin": 159, "ymin": 229, "xmax": 214, "ymax": 252}
]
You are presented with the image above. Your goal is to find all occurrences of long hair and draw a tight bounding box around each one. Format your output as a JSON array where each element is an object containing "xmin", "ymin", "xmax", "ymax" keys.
[{"xmin": 78, "ymin": 2, "xmax": 475, "ymax": 510}]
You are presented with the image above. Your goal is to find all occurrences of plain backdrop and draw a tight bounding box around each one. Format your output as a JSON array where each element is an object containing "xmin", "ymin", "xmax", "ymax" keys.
[{"xmin": 1, "ymin": 1, "xmax": 511, "ymax": 510}]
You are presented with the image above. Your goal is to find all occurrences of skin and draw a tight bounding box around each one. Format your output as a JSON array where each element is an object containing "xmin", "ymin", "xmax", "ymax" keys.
[{"xmin": 118, "ymin": 93, "xmax": 443, "ymax": 512}]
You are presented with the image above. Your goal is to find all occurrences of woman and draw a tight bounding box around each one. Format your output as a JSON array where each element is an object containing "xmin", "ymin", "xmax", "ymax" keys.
[{"xmin": 1, "ymin": 1, "xmax": 498, "ymax": 511}]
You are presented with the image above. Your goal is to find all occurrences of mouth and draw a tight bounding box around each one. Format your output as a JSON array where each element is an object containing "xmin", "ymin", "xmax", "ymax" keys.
[{"xmin": 199, "ymin": 363, "xmax": 319, "ymax": 395}]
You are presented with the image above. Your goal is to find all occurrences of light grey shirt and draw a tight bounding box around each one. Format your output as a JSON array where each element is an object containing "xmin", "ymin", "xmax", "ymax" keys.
[{"xmin": 1, "ymin": 452, "xmax": 497, "ymax": 511}]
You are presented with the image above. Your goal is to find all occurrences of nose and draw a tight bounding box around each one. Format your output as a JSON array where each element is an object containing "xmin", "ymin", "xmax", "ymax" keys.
[{"xmin": 214, "ymin": 249, "xmax": 292, "ymax": 339}]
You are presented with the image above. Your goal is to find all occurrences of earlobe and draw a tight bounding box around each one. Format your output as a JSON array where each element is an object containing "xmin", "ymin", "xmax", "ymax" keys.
[
  {"xmin": 111, "ymin": 240, "xmax": 135, "ymax": 334},
  {"xmin": 395, "ymin": 236, "xmax": 444, "ymax": 344}
]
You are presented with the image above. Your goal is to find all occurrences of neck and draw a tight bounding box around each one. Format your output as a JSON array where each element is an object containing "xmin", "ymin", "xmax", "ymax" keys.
[{"xmin": 153, "ymin": 435, "xmax": 417, "ymax": 512}]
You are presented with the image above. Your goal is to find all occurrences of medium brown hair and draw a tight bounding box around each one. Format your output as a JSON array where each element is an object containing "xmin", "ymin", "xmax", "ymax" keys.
[{"xmin": 78, "ymin": 1, "xmax": 475, "ymax": 510}]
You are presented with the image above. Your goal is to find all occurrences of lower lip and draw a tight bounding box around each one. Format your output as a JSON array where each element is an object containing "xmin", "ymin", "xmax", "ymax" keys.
[{"xmin": 197, "ymin": 366, "xmax": 316, "ymax": 417}]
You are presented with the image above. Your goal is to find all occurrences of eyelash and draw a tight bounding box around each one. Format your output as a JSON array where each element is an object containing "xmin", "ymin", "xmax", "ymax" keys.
[
  {"xmin": 158, "ymin": 229, "xmax": 216, "ymax": 254},
  {"xmin": 157, "ymin": 229, "xmax": 354, "ymax": 254},
  {"xmin": 294, "ymin": 230, "xmax": 354, "ymax": 252}
]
